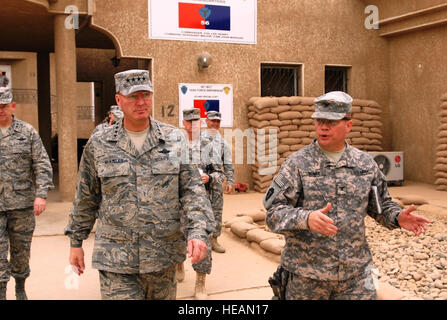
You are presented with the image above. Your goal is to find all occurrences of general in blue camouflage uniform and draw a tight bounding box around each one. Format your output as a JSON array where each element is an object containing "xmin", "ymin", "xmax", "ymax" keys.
[
  {"xmin": 0, "ymin": 88, "xmax": 54, "ymax": 300},
  {"xmin": 264, "ymin": 91, "xmax": 430, "ymax": 300},
  {"xmin": 65, "ymin": 70, "xmax": 214, "ymax": 300}
]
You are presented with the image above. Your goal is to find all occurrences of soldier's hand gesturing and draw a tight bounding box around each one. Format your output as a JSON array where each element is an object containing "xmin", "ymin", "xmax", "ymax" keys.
[
  {"xmin": 308, "ymin": 203, "xmax": 338, "ymax": 236},
  {"xmin": 398, "ymin": 204, "xmax": 430, "ymax": 236}
]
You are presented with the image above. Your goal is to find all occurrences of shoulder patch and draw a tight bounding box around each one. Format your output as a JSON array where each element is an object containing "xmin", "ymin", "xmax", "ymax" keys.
[{"xmin": 263, "ymin": 173, "xmax": 289, "ymax": 210}]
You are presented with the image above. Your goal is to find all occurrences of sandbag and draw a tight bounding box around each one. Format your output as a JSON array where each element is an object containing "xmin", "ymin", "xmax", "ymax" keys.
[
  {"xmin": 260, "ymin": 238, "xmax": 285, "ymax": 255},
  {"xmin": 290, "ymin": 144, "xmax": 304, "ymax": 151},
  {"xmin": 435, "ymin": 178, "xmax": 447, "ymax": 185},
  {"xmin": 254, "ymin": 113, "xmax": 278, "ymax": 121},
  {"xmin": 353, "ymin": 113, "xmax": 375, "ymax": 121},
  {"xmin": 278, "ymin": 96, "xmax": 290, "ymax": 105},
  {"xmin": 237, "ymin": 209, "xmax": 267, "ymax": 222},
  {"xmin": 289, "ymin": 131, "xmax": 310, "ymax": 138},
  {"xmin": 254, "ymin": 97, "xmax": 278, "ymax": 110},
  {"xmin": 246, "ymin": 229, "xmax": 280, "ymax": 243},
  {"xmin": 280, "ymin": 138, "xmax": 301, "ymax": 145},
  {"xmin": 279, "ymin": 120, "xmax": 292, "ymax": 126},
  {"xmin": 278, "ymin": 131, "xmax": 289, "ymax": 139},
  {"xmin": 291, "ymin": 105, "xmax": 313, "ymax": 112},
  {"xmin": 253, "ymin": 172, "xmax": 274, "ymax": 183},
  {"xmin": 280, "ymin": 125, "xmax": 299, "ymax": 131},
  {"xmin": 301, "ymin": 137, "xmax": 314, "ymax": 145},
  {"xmin": 300, "ymin": 118, "xmax": 314, "ymax": 125},
  {"xmin": 352, "ymin": 137, "xmax": 371, "ymax": 145},
  {"xmin": 277, "ymin": 145, "xmax": 291, "ymax": 154},
  {"xmin": 278, "ymin": 111, "xmax": 303, "ymax": 120},
  {"xmin": 292, "ymin": 119, "xmax": 301, "ymax": 125},
  {"xmin": 299, "ymin": 125, "xmax": 315, "ymax": 131},
  {"xmin": 436, "ymin": 151, "xmax": 447, "ymax": 157},
  {"xmin": 370, "ymin": 127, "xmax": 382, "ymax": 134},
  {"xmin": 231, "ymin": 222, "xmax": 258, "ymax": 238},
  {"xmin": 363, "ymin": 107, "xmax": 382, "ymax": 115},
  {"xmin": 269, "ymin": 119, "xmax": 282, "ymax": 126},
  {"xmin": 224, "ymin": 216, "xmax": 254, "ymax": 228},
  {"xmin": 271, "ymin": 105, "xmax": 292, "ymax": 113},
  {"xmin": 363, "ymin": 132, "xmax": 383, "ymax": 139}
]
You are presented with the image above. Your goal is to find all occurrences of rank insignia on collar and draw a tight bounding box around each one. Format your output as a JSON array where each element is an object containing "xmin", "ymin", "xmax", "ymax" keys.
[{"xmin": 159, "ymin": 149, "xmax": 170, "ymax": 154}]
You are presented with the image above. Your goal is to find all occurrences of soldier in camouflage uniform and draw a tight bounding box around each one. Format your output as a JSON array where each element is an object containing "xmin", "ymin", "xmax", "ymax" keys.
[
  {"xmin": 91, "ymin": 105, "xmax": 124, "ymax": 136},
  {"xmin": 264, "ymin": 91, "xmax": 430, "ymax": 300},
  {"xmin": 65, "ymin": 70, "xmax": 215, "ymax": 300},
  {"xmin": 175, "ymin": 108, "xmax": 223, "ymax": 299},
  {"xmin": 0, "ymin": 87, "xmax": 54, "ymax": 300},
  {"xmin": 200, "ymin": 111, "xmax": 234, "ymax": 253}
]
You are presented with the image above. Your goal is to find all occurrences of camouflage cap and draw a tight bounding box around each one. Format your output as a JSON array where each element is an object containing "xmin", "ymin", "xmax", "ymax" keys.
[
  {"xmin": 311, "ymin": 91, "xmax": 353, "ymax": 120},
  {"xmin": 183, "ymin": 108, "xmax": 201, "ymax": 121},
  {"xmin": 114, "ymin": 69, "xmax": 153, "ymax": 96},
  {"xmin": 0, "ymin": 87, "xmax": 12, "ymax": 104},
  {"xmin": 109, "ymin": 105, "xmax": 124, "ymax": 119},
  {"xmin": 206, "ymin": 111, "xmax": 221, "ymax": 120}
]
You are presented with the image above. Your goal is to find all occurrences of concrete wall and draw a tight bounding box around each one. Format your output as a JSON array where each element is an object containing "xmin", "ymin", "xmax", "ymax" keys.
[
  {"xmin": 91, "ymin": 0, "xmax": 390, "ymax": 185},
  {"xmin": 387, "ymin": 27, "xmax": 447, "ymax": 183},
  {"xmin": 0, "ymin": 51, "xmax": 39, "ymax": 131}
]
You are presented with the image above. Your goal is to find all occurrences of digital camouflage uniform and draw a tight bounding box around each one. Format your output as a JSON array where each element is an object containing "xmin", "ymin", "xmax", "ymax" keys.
[
  {"xmin": 182, "ymin": 132, "xmax": 223, "ymax": 274},
  {"xmin": 0, "ymin": 117, "xmax": 53, "ymax": 283},
  {"xmin": 91, "ymin": 105, "xmax": 124, "ymax": 136},
  {"xmin": 200, "ymin": 129, "xmax": 234, "ymax": 238},
  {"xmin": 64, "ymin": 117, "xmax": 215, "ymax": 300},
  {"xmin": 264, "ymin": 140, "xmax": 402, "ymax": 300}
]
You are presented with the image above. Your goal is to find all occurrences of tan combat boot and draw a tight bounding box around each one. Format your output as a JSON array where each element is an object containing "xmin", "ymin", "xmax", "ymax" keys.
[
  {"xmin": 15, "ymin": 279, "xmax": 27, "ymax": 300},
  {"xmin": 176, "ymin": 262, "xmax": 185, "ymax": 282},
  {"xmin": 211, "ymin": 237, "xmax": 225, "ymax": 253},
  {"xmin": 0, "ymin": 282, "xmax": 6, "ymax": 300},
  {"xmin": 194, "ymin": 272, "xmax": 208, "ymax": 300}
]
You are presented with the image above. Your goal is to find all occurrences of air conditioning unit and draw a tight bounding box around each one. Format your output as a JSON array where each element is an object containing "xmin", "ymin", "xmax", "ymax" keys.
[{"xmin": 368, "ymin": 152, "xmax": 404, "ymax": 186}]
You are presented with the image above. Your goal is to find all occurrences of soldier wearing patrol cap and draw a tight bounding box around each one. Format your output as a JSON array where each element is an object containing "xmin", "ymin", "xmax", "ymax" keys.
[
  {"xmin": 65, "ymin": 70, "xmax": 215, "ymax": 300},
  {"xmin": 264, "ymin": 91, "xmax": 430, "ymax": 300},
  {"xmin": 0, "ymin": 87, "xmax": 54, "ymax": 300},
  {"xmin": 201, "ymin": 110, "xmax": 234, "ymax": 253},
  {"xmin": 175, "ymin": 108, "xmax": 223, "ymax": 299},
  {"xmin": 91, "ymin": 105, "xmax": 124, "ymax": 136}
]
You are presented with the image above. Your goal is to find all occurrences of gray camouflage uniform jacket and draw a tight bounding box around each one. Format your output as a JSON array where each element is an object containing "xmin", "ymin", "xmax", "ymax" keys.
[
  {"xmin": 65, "ymin": 118, "xmax": 215, "ymax": 274},
  {"xmin": 0, "ymin": 117, "xmax": 53, "ymax": 211},
  {"xmin": 264, "ymin": 140, "xmax": 401, "ymax": 281}
]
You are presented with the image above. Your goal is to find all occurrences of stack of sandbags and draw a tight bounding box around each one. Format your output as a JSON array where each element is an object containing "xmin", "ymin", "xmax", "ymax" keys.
[
  {"xmin": 247, "ymin": 96, "xmax": 384, "ymax": 193},
  {"xmin": 434, "ymin": 93, "xmax": 447, "ymax": 191},
  {"xmin": 348, "ymin": 99, "xmax": 383, "ymax": 152}
]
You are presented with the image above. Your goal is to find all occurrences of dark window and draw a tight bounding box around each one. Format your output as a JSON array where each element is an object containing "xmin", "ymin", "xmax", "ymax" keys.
[
  {"xmin": 261, "ymin": 64, "xmax": 300, "ymax": 97},
  {"xmin": 325, "ymin": 66, "xmax": 349, "ymax": 93}
]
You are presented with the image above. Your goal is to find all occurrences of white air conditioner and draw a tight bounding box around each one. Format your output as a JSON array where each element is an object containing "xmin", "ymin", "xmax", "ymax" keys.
[{"xmin": 368, "ymin": 152, "xmax": 404, "ymax": 186}]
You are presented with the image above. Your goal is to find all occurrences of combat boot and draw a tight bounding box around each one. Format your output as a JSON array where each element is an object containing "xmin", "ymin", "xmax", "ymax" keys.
[
  {"xmin": 176, "ymin": 262, "xmax": 185, "ymax": 282},
  {"xmin": 15, "ymin": 279, "xmax": 27, "ymax": 300},
  {"xmin": 194, "ymin": 272, "xmax": 207, "ymax": 300},
  {"xmin": 211, "ymin": 237, "xmax": 225, "ymax": 253},
  {"xmin": 0, "ymin": 282, "xmax": 6, "ymax": 300}
]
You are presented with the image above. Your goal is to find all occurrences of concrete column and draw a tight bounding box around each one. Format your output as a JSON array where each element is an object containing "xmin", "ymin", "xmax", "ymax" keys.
[
  {"xmin": 37, "ymin": 52, "xmax": 52, "ymax": 158},
  {"xmin": 54, "ymin": 14, "xmax": 78, "ymax": 201}
]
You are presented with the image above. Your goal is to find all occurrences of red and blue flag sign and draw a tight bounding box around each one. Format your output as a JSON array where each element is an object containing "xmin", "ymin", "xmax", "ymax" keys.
[
  {"xmin": 179, "ymin": 2, "xmax": 231, "ymax": 31},
  {"xmin": 194, "ymin": 99, "xmax": 220, "ymax": 118}
]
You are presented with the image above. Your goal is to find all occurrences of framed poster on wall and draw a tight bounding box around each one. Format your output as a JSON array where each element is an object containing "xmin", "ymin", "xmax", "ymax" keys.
[
  {"xmin": 149, "ymin": 0, "xmax": 257, "ymax": 44},
  {"xmin": 179, "ymin": 83, "xmax": 233, "ymax": 127},
  {"xmin": 0, "ymin": 65, "xmax": 11, "ymax": 89}
]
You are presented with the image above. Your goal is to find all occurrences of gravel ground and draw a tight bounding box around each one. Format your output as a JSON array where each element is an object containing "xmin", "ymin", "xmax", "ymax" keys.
[{"xmin": 366, "ymin": 213, "xmax": 447, "ymax": 300}]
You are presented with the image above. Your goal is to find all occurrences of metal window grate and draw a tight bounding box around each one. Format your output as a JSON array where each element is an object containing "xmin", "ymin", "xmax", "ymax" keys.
[
  {"xmin": 325, "ymin": 67, "xmax": 348, "ymax": 93},
  {"xmin": 261, "ymin": 65, "xmax": 299, "ymax": 97}
]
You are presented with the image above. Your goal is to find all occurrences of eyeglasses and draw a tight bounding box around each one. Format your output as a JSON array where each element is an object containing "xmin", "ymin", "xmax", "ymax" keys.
[
  {"xmin": 123, "ymin": 92, "xmax": 152, "ymax": 102},
  {"xmin": 315, "ymin": 117, "xmax": 351, "ymax": 127}
]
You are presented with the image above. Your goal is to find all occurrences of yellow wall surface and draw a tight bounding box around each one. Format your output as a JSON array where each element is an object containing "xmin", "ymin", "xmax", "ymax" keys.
[{"xmin": 91, "ymin": 0, "xmax": 391, "ymax": 185}]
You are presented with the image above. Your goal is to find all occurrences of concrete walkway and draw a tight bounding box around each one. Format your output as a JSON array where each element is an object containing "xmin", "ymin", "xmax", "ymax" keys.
[{"xmin": 3, "ymin": 181, "xmax": 447, "ymax": 300}]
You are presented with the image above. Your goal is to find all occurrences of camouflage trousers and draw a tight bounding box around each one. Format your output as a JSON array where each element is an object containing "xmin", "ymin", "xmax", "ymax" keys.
[
  {"xmin": 192, "ymin": 235, "xmax": 212, "ymax": 274},
  {"xmin": 0, "ymin": 207, "xmax": 35, "ymax": 282},
  {"xmin": 99, "ymin": 265, "xmax": 177, "ymax": 300},
  {"xmin": 209, "ymin": 188, "xmax": 223, "ymax": 238},
  {"xmin": 285, "ymin": 270, "xmax": 377, "ymax": 300}
]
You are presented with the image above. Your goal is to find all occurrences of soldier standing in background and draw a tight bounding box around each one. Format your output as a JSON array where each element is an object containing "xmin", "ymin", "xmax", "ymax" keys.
[
  {"xmin": 176, "ymin": 108, "xmax": 221, "ymax": 299},
  {"xmin": 91, "ymin": 105, "xmax": 124, "ymax": 136},
  {"xmin": 65, "ymin": 70, "xmax": 214, "ymax": 300},
  {"xmin": 0, "ymin": 87, "xmax": 54, "ymax": 300},
  {"xmin": 264, "ymin": 91, "xmax": 430, "ymax": 300},
  {"xmin": 0, "ymin": 72, "xmax": 9, "ymax": 88},
  {"xmin": 201, "ymin": 111, "xmax": 234, "ymax": 253}
]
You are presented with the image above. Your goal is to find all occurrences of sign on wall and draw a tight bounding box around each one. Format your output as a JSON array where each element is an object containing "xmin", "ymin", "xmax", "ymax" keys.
[
  {"xmin": 179, "ymin": 83, "xmax": 233, "ymax": 127},
  {"xmin": 149, "ymin": 0, "xmax": 257, "ymax": 44}
]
